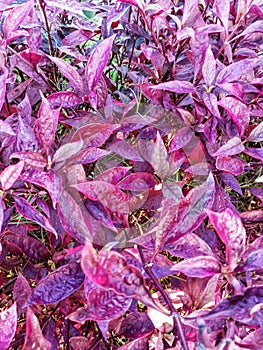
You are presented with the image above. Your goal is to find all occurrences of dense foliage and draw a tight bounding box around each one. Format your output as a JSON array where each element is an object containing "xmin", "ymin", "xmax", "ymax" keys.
[{"xmin": 0, "ymin": 0, "xmax": 263, "ymax": 349}]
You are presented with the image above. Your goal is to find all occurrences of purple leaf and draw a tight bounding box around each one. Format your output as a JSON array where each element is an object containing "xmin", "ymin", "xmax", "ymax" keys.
[
  {"xmin": 20, "ymin": 169, "xmax": 62, "ymax": 208},
  {"xmin": 206, "ymin": 208, "xmax": 246, "ymax": 270},
  {"xmin": 216, "ymin": 82, "xmax": 244, "ymax": 99},
  {"xmin": 216, "ymin": 156, "xmax": 246, "ymax": 176},
  {"xmin": 247, "ymin": 122, "xmax": 263, "ymax": 142},
  {"xmin": 48, "ymin": 56, "xmax": 85, "ymax": 95},
  {"xmin": 11, "ymin": 152, "xmax": 47, "ymax": 168},
  {"xmin": 57, "ymin": 189, "xmax": 93, "ymax": 243},
  {"xmin": 84, "ymin": 198, "xmax": 116, "ymax": 231},
  {"xmin": 151, "ymin": 80, "xmax": 195, "ymax": 93},
  {"xmin": 0, "ymin": 161, "xmax": 24, "ymax": 191},
  {"xmin": 202, "ymin": 45, "xmax": 216, "ymax": 87},
  {"xmin": 150, "ymin": 132, "xmax": 169, "ymax": 179},
  {"xmin": 240, "ymin": 248, "xmax": 263, "ymax": 272},
  {"xmin": 37, "ymin": 91, "xmax": 60, "ymax": 152},
  {"xmin": 68, "ymin": 287, "xmax": 131, "ymax": 322},
  {"xmin": 22, "ymin": 308, "xmax": 51, "ymax": 350},
  {"xmin": 6, "ymin": 234, "xmax": 50, "ymax": 262},
  {"xmin": 0, "ymin": 67, "xmax": 8, "ymax": 112},
  {"xmin": 162, "ymin": 181, "xmax": 183, "ymax": 203},
  {"xmin": 73, "ymin": 181, "xmax": 129, "ymax": 214},
  {"xmin": 218, "ymin": 96, "xmax": 250, "ymax": 136},
  {"xmin": 213, "ymin": 137, "xmax": 245, "ymax": 156},
  {"xmin": 71, "ymin": 123, "xmax": 120, "ymax": 147},
  {"xmin": 117, "ymin": 172, "xmax": 157, "ymax": 191},
  {"xmin": 171, "ymin": 255, "xmax": 221, "ymax": 278},
  {"xmin": 234, "ymin": 20, "xmax": 263, "ymax": 40},
  {"xmin": 0, "ymin": 303, "xmax": 17, "ymax": 350},
  {"xmin": 216, "ymin": 58, "xmax": 261, "ymax": 84},
  {"xmin": 202, "ymin": 92, "xmax": 221, "ymax": 119},
  {"xmin": 118, "ymin": 312, "xmax": 154, "ymax": 339},
  {"xmin": 61, "ymin": 29, "xmax": 93, "ymax": 46},
  {"xmin": 219, "ymin": 173, "xmax": 243, "ymax": 195},
  {"xmin": 81, "ymin": 242, "xmax": 168, "ymax": 314},
  {"xmin": 109, "ymin": 140, "xmax": 142, "ymax": 161},
  {"xmin": 201, "ymin": 286, "xmax": 263, "ymax": 324},
  {"xmin": 85, "ymin": 35, "xmax": 116, "ymax": 91},
  {"xmin": 169, "ymin": 126, "xmax": 194, "ymax": 152},
  {"xmin": 53, "ymin": 140, "xmax": 84, "ymax": 164},
  {"xmin": 213, "ymin": 0, "xmax": 230, "ymax": 30},
  {"xmin": 0, "ymin": 119, "xmax": 15, "ymax": 135},
  {"xmin": 67, "ymin": 148, "xmax": 110, "ymax": 166},
  {"xmin": 47, "ymin": 92, "xmax": 83, "ymax": 109},
  {"xmin": 13, "ymin": 273, "xmax": 31, "ymax": 313},
  {"xmin": 26, "ymin": 263, "xmax": 84, "ymax": 305},
  {"xmin": 14, "ymin": 195, "xmax": 57, "ymax": 238},
  {"xmin": 4, "ymin": 0, "xmax": 33, "ymax": 42},
  {"xmin": 95, "ymin": 166, "xmax": 131, "ymax": 184},
  {"xmin": 244, "ymin": 147, "xmax": 263, "ymax": 162}
]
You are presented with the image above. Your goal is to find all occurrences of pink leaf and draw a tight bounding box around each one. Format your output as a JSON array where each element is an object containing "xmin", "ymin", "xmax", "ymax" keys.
[
  {"xmin": 151, "ymin": 132, "xmax": 170, "ymax": 179},
  {"xmin": 206, "ymin": 208, "xmax": 246, "ymax": 270},
  {"xmin": 171, "ymin": 255, "xmax": 221, "ymax": 278},
  {"xmin": 0, "ymin": 119, "xmax": 16, "ymax": 135},
  {"xmin": 11, "ymin": 152, "xmax": 47, "ymax": 168},
  {"xmin": 0, "ymin": 303, "xmax": 17, "ymax": 350},
  {"xmin": 22, "ymin": 308, "xmax": 51, "ymax": 350},
  {"xmin": 13, "ymin": 273, "xmax": 31, "ymax": 313},
  {"xmin": 169, "ymin": 126, "xmax": 194, "ymax": 152},
  {"xmin": 247, "ymin": 121, "xmax": 263, "ymax": 142},
  {"xmin": 0, "ymin": 161, "xmax": 24, "ymax": 191},
  {"xmin": 95, "ymin": 166, "xmax": 131, "ymax": 184}
]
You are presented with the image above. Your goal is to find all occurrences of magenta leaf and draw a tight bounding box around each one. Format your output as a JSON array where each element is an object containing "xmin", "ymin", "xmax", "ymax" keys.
[
  {"xmin": 117, "ymin": 172, "xmax": 157, "ymax": 191},
  {"xmin": 14, "ymin": 195, "xmax": 57, "ymax": 238},
  {"xmin": 0, "ymin": 161, "xmax": 24, "ymax": 191},
  {"xmin": 151, "ymin": 80, "xmax": 195, "ymax": 93},
  {"xmin": 48, "ymin": 56, "xmax": 85, "ymax": 95},
  {"xmin": 37, "ymin": 91, "xmax": 60, "ymax": 152},
  {"xmin": 67, "ymin": 148, "xmax": 110, "ymax": 166},
  {"xmin": 73, "ymin": 181, "xmax": 129, "ymax": 214},
  {"xmin": 206, "ymin": 208, "xmax": 246, "ymax": 271},
  {"xmin": 71, "ymin": 123, "xmax": 120, "ymax": 147},
  {"xmin": 216, "ymin": 156, "xmax": 246, "ymax": 176},
  {"xmin": 240, "ymin": 248, "xmax": 263, "ymax": 272},
  {"xmin": 171, "ymin": 255, "xmax": 221, "ymax": 278},
  {"xmin": 81, "ymin": 242, "xmax": 168, "ymax": 314},
  {"xmin": 109, "ymin": 140, "xmax": 142, "ymax": 161},
  {"xmin": 95, "ymin": 166, "xmax": 131, "ymax": 184},
  {"xmin": 68, "ymin": 287, "xmax": 132, "ymax": 322},
  {"xmin": 118, "ymin": 312, "xmax": 154, "ymax": 339},
  {"xmin": 0, "ymin": 67, "xmax": 8, "ymax": 112},
  {"xmin": 219, "ymin": 173, "xmax": 243, "ymax": 195},
  {"xmin": 47, "ymin": 91, "xmax": 83, "ymax": 109},
  {"xmin": 13, "ymin": 273, "xmax": 31, "ymax": 313},
  {"xmin": 0, "ymin": 303, "xmax": 17, "ymax": 350},
  {"xmin": 53, "ymin": 140, "xmax": 84, "ymax": 164},
  {"xmin": 234, "ymin": 20, "xmax": 263, "ymax": 39},
  {"xmin": 85, "ymin": 34, "xmax": 116, "ymax": 91},
  {"xmin": 22, "ymin": 308, "xmax": 51, "ymax": 350},
  {"xmin": 213, "ymin": 137, "xmax": 245, "ymax": 156},
  {"xmin": 27, "ymin": 263, "xmax": 84, "ymax": 305},
  {"xmin": 202, "ymin": 92, "xmax": 221, "ymax": 119}
]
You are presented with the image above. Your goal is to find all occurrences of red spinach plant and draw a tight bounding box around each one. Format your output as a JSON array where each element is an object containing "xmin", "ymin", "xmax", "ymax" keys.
[{"xmin": 0, "ymin": 0, "xmax": 263, "ymax": 349}]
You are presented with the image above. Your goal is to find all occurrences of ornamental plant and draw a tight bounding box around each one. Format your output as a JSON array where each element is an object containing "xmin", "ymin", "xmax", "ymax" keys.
[{"xmin": 0, "ymin": 0, "xmax": 262, "ymax": 349}]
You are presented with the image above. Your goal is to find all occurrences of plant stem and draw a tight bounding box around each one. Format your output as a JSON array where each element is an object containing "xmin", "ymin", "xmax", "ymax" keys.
[
  {"xmin": 37, "ymin": 0, "xmax": 54, "ymax": 55},
  {"xmin": 138, "ymin": 245, "xmax": 189, "ymax": 350}
]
